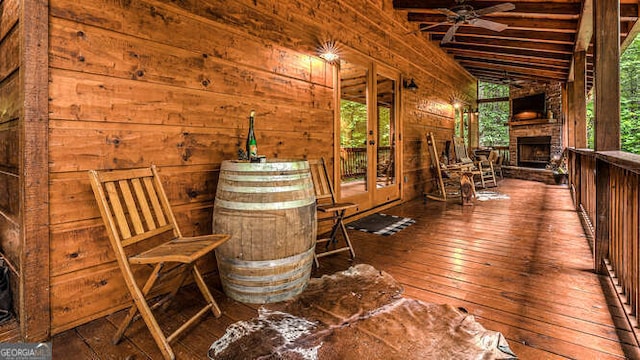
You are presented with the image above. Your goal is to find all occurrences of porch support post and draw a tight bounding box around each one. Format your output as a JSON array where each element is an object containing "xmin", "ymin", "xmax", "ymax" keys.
[
  {"xmin": 573, "ymin": 51, "xmax": 587, "ymax": 149},
  {"xmin": 468, "ymin": 112, "xmax": 479, "ymax": 149},
  {"xmin": 20, "ymin": 0, "xmax": 51, "ymax": 340},
  {"xmin": 566, "ymin": 82, "xmax": 576, "ymax": 148},
  {"xmin": 593, "ymin": 0, "xmax": 620, "ymax": 274}
]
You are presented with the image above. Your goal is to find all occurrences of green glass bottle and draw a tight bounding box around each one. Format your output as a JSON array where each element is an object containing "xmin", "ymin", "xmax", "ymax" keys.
[{"xmin": 246, "ymin": 110, "xmax": 257, "ymax": 160}]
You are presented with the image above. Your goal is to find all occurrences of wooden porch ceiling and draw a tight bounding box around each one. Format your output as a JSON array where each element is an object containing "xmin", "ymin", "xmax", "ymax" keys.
[{"xmin": 394, "ymin": 0, "xmax": 640, "ymax": 88}]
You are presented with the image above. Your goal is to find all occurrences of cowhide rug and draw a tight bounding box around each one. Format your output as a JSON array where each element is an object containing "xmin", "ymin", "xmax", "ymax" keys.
[{"xmin": 209, "ymin": 264, "xmax": 516, "ymax": 360}]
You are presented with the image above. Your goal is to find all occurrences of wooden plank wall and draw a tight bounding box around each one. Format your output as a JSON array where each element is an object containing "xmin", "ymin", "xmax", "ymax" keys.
[
  {"xmin": 0, "ymin": 0, "xmax": 21, "ymax": 324},
  {"xmin": 47, "ymin": 0, "xmax": 476, "ymax": 333}
]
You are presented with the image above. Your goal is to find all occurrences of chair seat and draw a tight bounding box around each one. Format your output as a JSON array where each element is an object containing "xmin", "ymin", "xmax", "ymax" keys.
[
  {"xmin": 131, "ymin": 235, "xmax": 230, "ymax": 265},
  {"xmin": 317, "ymin": 202, "xmax": 358, "ymax": 213}
]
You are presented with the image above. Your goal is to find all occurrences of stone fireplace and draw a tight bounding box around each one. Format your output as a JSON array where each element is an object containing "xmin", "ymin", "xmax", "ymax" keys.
[
  {"xmin": 508, "ymin": 82, "xmax": 564, "ymax": 168},
  {"xmin": 517, "ymin": 136, "xmax": 551, "ymax": 168}
]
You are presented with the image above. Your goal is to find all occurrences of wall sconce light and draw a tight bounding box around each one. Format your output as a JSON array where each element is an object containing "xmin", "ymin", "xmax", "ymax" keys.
[
  {"xmin": 403, "ymin": 78, "xmax": 419, "ymax": 91},
  {"xmin": 317, "ymin": 40, "xmax": 340, "ymax": 63}
]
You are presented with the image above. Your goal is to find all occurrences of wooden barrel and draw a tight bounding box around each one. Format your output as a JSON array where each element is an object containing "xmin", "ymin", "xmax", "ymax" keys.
[{"xmin": 213, "ymin": 160, "xmax": 317, "ymax": 303}]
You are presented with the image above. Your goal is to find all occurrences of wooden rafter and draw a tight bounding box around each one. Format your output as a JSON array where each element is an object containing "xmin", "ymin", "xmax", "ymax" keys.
[{"xmin": 397, "ymin": 0, "xmax": 640, "ymax": 88}]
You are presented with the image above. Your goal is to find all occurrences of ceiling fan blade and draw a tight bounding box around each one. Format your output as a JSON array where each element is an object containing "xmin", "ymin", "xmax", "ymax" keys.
[
  {"xmin": 436, "ymin": 8, "xmax": 459, "ymax": 17},
  {"xmin": 420, "ymin": 21, "xmax": 450, "ymax": 31},
  {"xmin": 441, "ymin": 23, "xmax": 460, "ymax": 44},
  {"xmin": 470, "ymin": 18, "xmax": 508, "ymax": 32},
  {"xmin": 407, "ymin": 22, "xmax": 449, "ymax": 35},
  {"xmin": 474, "ymin": 3, "xmax": 516, "ymax": 16}
]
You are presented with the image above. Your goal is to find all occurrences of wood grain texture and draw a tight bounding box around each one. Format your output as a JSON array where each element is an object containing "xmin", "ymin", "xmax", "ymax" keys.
[
  {"xmin": 45, "ymin": 0, "xmax": 475, "ymax": 332},
  {"xmin": 0, "ymin": 0, "xmax": 19, "ymax": 42},
  {"xmin": 0, "ymin": 25, "xmax": 19, "ymax": 82},
  {"xmin": 52, "ymin": 179, "xmax": 640, "ymax": 359},
  {"xmin": 594, "ymin": 0, "xmax": 621, "ymax": 151},
  {"xmin": 21, "ymin": 0, "xmax": 50, "ymax": 341}
]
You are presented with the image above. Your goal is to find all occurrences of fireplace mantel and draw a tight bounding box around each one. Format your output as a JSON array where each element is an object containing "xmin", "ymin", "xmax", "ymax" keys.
[{"xmin": 507, "ymin": 118, "xmax": 556, "ymax": 126}]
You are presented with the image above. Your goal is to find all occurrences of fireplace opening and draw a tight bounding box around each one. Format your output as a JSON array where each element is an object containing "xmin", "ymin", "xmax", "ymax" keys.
[{"xmin": 518, "ymin": 136, "xmax": 551, "ymax": 168}]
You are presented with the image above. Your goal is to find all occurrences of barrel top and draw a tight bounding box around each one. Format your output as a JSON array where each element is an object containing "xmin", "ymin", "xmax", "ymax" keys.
[{"xmin": 221, "ymin": 159, "xmax": 309, "ymax": 172}]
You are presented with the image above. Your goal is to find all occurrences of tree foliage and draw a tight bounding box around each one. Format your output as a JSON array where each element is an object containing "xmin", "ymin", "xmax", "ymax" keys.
[
  {"xmin": 478, "ymin": 82, "xmax": 510, "ymax": 147},
  {"xmin": 340, "ymin": 100, "xmax": 391, "ymax": 148},
  {"xmin": 340, "ymin": 99, "xmax": 367, "ymax": 147}
]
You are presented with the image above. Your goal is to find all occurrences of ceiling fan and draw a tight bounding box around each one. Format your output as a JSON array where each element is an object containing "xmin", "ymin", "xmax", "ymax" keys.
[
  {"xmin": 496, "ymin": 71, "xmax": 525, "ymax": 88},
  {"xmin": 419, "ymin": 0, "xmax": 516, "ymax": 44}
]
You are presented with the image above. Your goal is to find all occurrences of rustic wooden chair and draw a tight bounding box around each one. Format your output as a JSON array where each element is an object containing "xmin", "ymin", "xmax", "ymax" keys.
[
  {"xmin": 425, "ymin": 132, "xmax": 472, "ymax": 201},
  {"xmin": 308, "ymin": 158, "xmax": 357, "ymax": 267},
  {"xmin": 489, "ymin": 150, "xmax": 504, "ymax": 179},
  {"xmin": 475, "ymin": 154, "xmax": 498, "ymax": 188},
  {"xmin": 452, "ymin": 136, "xmax": 475, "ymax": 165},
  {"xmin": 451, "ymin": 135, "xmax": 485, "ymax": 187},
  {"xmin": 88, "ymin": 165, "xmax": 230, "ymax": 360}
]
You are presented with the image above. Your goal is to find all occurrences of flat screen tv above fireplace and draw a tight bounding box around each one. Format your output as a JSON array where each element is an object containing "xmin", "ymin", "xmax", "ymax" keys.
[{"xmin": 512, "ymin": 93, "xmax": 546, "ymax": 120}]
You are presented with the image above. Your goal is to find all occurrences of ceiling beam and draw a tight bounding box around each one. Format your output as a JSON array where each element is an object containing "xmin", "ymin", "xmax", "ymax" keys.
[
  {"xmin": 407, "ymin": 13, "xmax": 578, "ymax": 32},
  {"xmin": 395, "ymin": 1, "xmax": 581, "ymax": 15},
  {"xmin": 621, "ymin": 11, "xmax": 640, "ymax": 52},
  {"xmin": 453, "ymin": 55, "xmax": 569, "ymax": 71},
  {"xmin": 436, "ymin": 36, "xmax": 574, "ymax": 54},
  {"xmin": 467, "ymin": 67, "xmax": 564, "ymax": 82},
  {"xmin": 444, "ymin": 48, "xmax": 571, "ymax": 68},
  {"xmin": 421, "ymin": 25, "xmax": 575, "ymax": 44},
  {"xmin": 459, "ymin": 60, "xmax": 568, "ymax": 80},
  {"xmin": 575, "ymin": 0, "xmax": 594, "ymax": 51},
  {"xmin": 441, "ymin": 42, "xmax": 573, "ymax": 61}
]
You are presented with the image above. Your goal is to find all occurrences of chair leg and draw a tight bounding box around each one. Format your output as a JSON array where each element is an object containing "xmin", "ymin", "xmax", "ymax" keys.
[
  {"xmin": 116, "ymin": 264, "xmax": 175, "ymax": 360},
  {"xmin": 338, "ymin": 219, "xmax": 356, "ymax": 259},
  {"xmin": 314, "ymin": 209, "xmax": 355, "ymax": 267},
  {"xmin": 325, "ymin": 213, "xmax": 342, "ymax": 250},
  {"xmin": 192, "ymin": 265, "xmax": 222, "ymax": 318},
  {"xmin": 113, "ymin": 263, "xmax": 164, "ymax": 345}
]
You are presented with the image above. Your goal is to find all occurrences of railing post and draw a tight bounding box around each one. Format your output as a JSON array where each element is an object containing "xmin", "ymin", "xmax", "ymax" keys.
[
  {"xmin": 574, "ymin": 152, "xmax": 581, "ymax": 210},
  {"xmin": 595, "ymin": 158, "xmax": 610, "ymax": 274}
]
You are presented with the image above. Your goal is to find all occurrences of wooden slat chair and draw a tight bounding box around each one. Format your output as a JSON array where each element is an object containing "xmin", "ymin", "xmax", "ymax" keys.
[
  {"xmin": 489, "ymin": 150, "xmax": 504, "ymax": 179},
  {"xmin": 475, "ymin": 154, "xmax": 498, "ymax": 188},
  {"xmin": 425, "ymin": 132, "xmax": 473, "ymax": 201},
  {"xmin": 452, "ymin": 135, "xmax": 484, "ymax": 187},
  {"xmin": 88, "ymin": 165, "xmax": 230, "ymax": 360},
  {"xmin": 308, "ymin": 158, "xmax": 357, "ymax": 267}
]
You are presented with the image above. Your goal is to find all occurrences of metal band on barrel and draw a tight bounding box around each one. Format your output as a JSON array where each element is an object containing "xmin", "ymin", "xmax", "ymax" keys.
[
  {"xmin": 216, "ymin": 182, "xmax": 313, "ymax": 194},
  {"xmin": 215, "ymin": 198, "xmax": 316, "ymax": 210},
  {"xmin": 219, "ymin": 172, "xmax": 310, "ymax": 182}
]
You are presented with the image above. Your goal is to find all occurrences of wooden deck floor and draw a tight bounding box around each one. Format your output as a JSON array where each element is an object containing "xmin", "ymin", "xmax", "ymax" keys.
[{"xmin": 52, "ymin": 179, "xmax": 640, "ymax": 359}]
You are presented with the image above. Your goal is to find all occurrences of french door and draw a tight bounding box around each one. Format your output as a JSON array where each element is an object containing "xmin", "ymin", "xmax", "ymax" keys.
[{"xmin": 336, "ymin": 56, "xmax": 400, "ymax": 211}]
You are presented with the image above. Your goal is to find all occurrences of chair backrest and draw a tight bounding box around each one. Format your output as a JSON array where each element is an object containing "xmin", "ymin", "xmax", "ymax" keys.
[
  {"xmin": 308, "ymin": 158, "xmax": 336, "ymax": 205},
  {"xmin": 488, "ymin": 150, "xmax": 499, "ymax": 163},
  {"xmin": 88, "ymin": 165, "xmax": 181, "ymax": 250},
  {"xmin": 452, "ymin": 136, "xmax": 473, "ymax": 164}
]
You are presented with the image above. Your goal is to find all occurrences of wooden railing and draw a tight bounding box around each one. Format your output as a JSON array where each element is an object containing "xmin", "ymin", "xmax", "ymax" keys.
[
  {"xmin": 493, "ymin": 146, "xmax": 511, "ymax": 165},
  {"xmin": 568, "ymin": 149, "xmax": 640, "ymax": 340},
  {"xmin": 340, "ymin": 146, "xmax": 391, "ymax": 180},
  {"xmin": 568, "ymin": 149, "xmax": 596, "ymax": 235}
]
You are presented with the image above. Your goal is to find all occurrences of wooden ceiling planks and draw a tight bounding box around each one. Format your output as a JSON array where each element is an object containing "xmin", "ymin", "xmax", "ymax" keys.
[{"xmin": 395, "ymin": 0, "xmax": 639, "ymax": 88}]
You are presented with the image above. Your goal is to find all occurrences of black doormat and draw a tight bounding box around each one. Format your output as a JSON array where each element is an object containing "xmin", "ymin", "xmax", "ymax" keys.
[{"xmin": 346, "ymin": 213, "xmax": 415, "ymax": 236}]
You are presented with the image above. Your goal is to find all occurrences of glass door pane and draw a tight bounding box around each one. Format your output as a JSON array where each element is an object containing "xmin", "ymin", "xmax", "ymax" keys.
[
  {"xmin": 339, "ymin": 59, "xmax": 369, "ymax": 198},
  {"xmin": 375, "ymin": 73, "xmax": 395, "ymax": 189}
]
